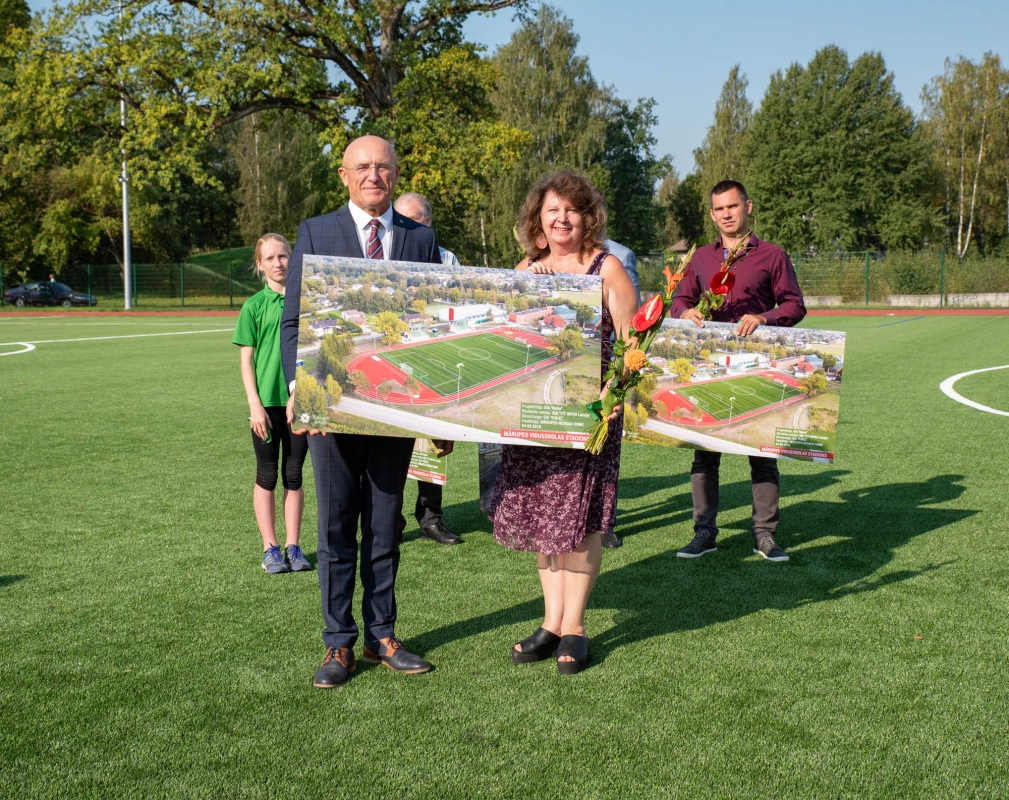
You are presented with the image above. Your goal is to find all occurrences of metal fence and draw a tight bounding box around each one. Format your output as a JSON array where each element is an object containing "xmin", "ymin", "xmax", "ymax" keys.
[
  {"xmin": 1, "ymin": 262, "xmax": 263, "ymax": 308},
  {"xmin": 637, "ymin": 250, "xmax": 1009, "ymax": 308},
  {"xmin": 5, "ymin": 250, "xmax": 1009, "ymax": 309}
]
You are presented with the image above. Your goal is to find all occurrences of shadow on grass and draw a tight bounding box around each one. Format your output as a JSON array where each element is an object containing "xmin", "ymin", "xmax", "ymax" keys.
[
  {"xmin": 0, "ymin": 574, "xmax": 28, "ymax": 589},
  {"xmin": 416, "ymin": 474, "xmax": 975, "ymax": 662}
]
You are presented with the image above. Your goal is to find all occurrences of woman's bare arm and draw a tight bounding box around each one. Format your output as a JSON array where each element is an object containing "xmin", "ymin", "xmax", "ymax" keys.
[{"xmin": 600, "ymin": 254, "xmax": 639, "ymax": 341}]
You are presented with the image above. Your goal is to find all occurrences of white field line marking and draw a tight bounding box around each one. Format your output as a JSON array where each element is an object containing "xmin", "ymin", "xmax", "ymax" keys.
[
  {"xmin": 939, "ymin": 365, "xmax": 1009, "ymax": 417},
  {"xmin": 0, "ymin": 328, "xmax": 233, "ymax": 346},
  {"xmin": 0, "ymin": 343, "xmax": 35, "ymax": 356}
]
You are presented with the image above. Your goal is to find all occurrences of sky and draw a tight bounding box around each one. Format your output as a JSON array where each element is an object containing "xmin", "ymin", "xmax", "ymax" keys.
[
  {"xmin": 25, "ymin": 0, "xmax": 1009, "ymax": 175},
  {"xmin": 463, "ymin": 0, "xmax": 1009, "ymax": 174}
]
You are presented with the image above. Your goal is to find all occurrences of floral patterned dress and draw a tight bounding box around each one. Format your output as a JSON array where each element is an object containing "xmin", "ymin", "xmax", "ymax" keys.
[{"xmin": 490, "ymin": 251, "xmax": 623, "ymax": 555}]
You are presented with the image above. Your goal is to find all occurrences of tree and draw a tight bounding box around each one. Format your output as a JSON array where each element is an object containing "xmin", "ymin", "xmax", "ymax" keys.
[
  {"xmin": 921, "ymin": 54, "xmax": 1009, "ymax": 258},
  {"xmin": 0, "ymin": 1, "xmax": 529, "ymax": 271},
  {"xmin": 666, "ymin": 173, "xmax": 707, "ymax": 247},
  {"xmin": 636, "ymin": 403, "xmax": 649, "ymax": 429},
  {"xmin": 745, "ymin": 46, "xmax": 934, "ymax": 252},
  {"xmin": 654, "ymin": 399, "xmax": 669, "ymax": 419},
  {"xmin": 548, "ymin": 328, "xmax": 584, "ymax": 360},
  {"xmin": 316, "ymin": 332, "xmax": 353, "ymax": 383},
  {"xmin": 294, "ymin": 368, "xmax": 327, "ymax": 423},
  {"xmin": 622, "ymin": 402, "xmax": 638, "ymax": 435},
  {"xmin": 694, "ymin": 66, "xmax": 752, "ymax": 240},
  {"xmin": 484, "ymin": 6, "xmax": 669, "ymax": 263},
  {"xmin": 599, "ymin": 95, "xmax": 671, "ymax": 253},
  {"xmin": 370, "ymin": 45, "xmax": 529, "ymax": 260},
  {"xmin": 410, "ymin": 299, "xmax": 427, "ymax": 315},
  {"xmin": 670, "ymin": 358, "xmax": 696, "ymax": 383},
  {"xmin": 377, "ymin": 380, "xmax": 393, "ymax": 401},
  {"xmin": 700, "ymin": 349, "xmax": 711, "ymax": 360},
  {"xmin": 575, "ymin": 304, "xmax": 594, "ymax": 325},
  {"xmin": 230, "ymin": 111, "xmax": 329, "ymax": 242},
  {"xmin": 350, "ymin": 370, "xmax": 372, "ymax": 394},
  {"xmin": 802, "ymin": 371, "xmax": 828, "ymax": 397},
  {"xmin": 403, "ymin": 374, "xmax": 421, "ymax": 404},
  {"xmin": 298, "ymin": 320, "xmax": 318, "ymax": 344},
  {"xmin": 656, "ymin": 168, "xmax": 683, "ymax": 247},
  {"xmin": 373, "ymin": 311, "xmax": 408, "ymax": 345},
  {"xmin": 486, "ymin": 5, "xmax": 605, "ymax": 264},
  {"xmin": 324, "ymin": 374, "xmax": 343, "ymax": 406},
  {"xmin": 0, "ymin": 0, "xmax": 29, "ymax": 83},
  {"xmin": 822, "ymin": 354, "xmax": 838, "ymax": 370}
]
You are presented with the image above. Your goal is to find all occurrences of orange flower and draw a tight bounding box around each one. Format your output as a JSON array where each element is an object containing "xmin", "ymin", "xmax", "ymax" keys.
[{"xmin": 625, "ymin": 349, "xmax": 647, "ymax": 372}]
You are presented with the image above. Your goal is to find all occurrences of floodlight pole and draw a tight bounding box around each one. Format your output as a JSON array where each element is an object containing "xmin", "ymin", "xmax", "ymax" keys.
[
  {"xmin": 729, "ymin": 397, "xmax": 735, "ymax": 426},
  {"xmin": 456, "ymin": 363, "xmax": 464, "ymax": 403},
  {"xmin": 119, "ymin": 0, "xmax": 133, "ymax": 310},
  {"xmin": 525, "ymin": 342, "xmax": 531, "ymax": 373}
]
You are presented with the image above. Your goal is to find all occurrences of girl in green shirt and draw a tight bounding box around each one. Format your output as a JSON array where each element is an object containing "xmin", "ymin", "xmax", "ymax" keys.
[{"xmin": 232, "ymin": 233, "xmax": 310, "ymax": 574}]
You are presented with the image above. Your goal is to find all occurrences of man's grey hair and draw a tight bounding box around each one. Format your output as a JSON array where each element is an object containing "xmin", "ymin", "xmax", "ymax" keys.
[{"xmin": 395, "ymin": 192, "xmax": 432, "ymax": 224}]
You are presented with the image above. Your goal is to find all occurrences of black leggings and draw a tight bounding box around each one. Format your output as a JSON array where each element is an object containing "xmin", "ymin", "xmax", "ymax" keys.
[{"xmin": 252, "ymin": 406, "xmax": 309, "ymax": 491}]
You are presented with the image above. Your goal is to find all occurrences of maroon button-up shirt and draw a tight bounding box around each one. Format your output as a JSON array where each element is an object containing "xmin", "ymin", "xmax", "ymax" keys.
[{"xmin": 670, "ymin": 234, "xmax": 806, "ymax": 328}]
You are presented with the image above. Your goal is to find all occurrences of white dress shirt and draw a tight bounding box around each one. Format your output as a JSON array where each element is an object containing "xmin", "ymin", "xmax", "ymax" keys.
[{"xmin": 347, "ymin": 201, "xmax": 394, "ymax": 260}]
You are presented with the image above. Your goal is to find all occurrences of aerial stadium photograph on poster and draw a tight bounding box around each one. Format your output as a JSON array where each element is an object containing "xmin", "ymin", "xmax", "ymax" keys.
[
  {"xmin": 626, "ymin": 318, "xmax": 845, "ymax": 462},
  {"xmin": 292, "ymin": 255, "xmax": 605, "ymax": 448}
]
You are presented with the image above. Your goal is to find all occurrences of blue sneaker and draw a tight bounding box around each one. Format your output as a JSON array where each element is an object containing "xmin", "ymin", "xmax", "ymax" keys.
[
  {"xmin": 262, "ymin": 544, "xmax": 290, "ymax": 573},
  {"xmin": 285, "ymin": 544, "xmax": 312, "ymax": 572}
]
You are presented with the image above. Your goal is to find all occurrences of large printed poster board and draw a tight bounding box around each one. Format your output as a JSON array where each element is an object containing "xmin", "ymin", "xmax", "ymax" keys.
[
  {"xmin": 626, "ymin": 318, "xmax": 844, "ymax": 463},
  {"xmin": 292, "ymin": 255, "xmax": 605, "ymax": 448},
  {"xmin": 293, "ymin": 256, "xmax": 844, "ymax": 463}
]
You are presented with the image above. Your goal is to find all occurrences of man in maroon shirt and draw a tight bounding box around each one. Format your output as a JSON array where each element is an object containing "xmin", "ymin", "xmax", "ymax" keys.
[{"xmin": 669, "ymin": 180, "xmax": 806, "ymax": 562}]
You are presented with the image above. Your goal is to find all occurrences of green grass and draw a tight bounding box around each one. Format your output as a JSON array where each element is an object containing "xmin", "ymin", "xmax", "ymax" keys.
[
  {"xmin": 188, "ymin": 246, "xmax": 255, "ymax": 270},
  {"xmin": 379, "ymin": 331, "xmax": 554, "ymax": 395},
  {"xmin": 674, "ymin": 373, "xmax": 804, "ymax": 420},
  {"xmin": 2, "ymin": 313, "xmax": 1009, "ymax": 798}
]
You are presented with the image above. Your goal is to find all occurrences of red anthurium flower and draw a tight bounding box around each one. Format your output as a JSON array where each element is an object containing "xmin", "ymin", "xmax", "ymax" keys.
[
  {"xmin": 630, "ymin": 293, "xmax": 665, "ymax": 332},
  {"xmin": 710, "ymin": 271, "xmax": 735, "ymax": 295}
]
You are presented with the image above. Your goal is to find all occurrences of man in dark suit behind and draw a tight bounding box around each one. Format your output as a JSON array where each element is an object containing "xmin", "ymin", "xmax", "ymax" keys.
[{"xmin": 281, "ymin": 135, "xmax": 450, "ymax": 688}]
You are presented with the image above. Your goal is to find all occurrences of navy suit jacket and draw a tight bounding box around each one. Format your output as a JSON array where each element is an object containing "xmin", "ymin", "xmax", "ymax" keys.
[{"xmin": 281, "ymin": 205, "xmax": 440, "ymax": 386}]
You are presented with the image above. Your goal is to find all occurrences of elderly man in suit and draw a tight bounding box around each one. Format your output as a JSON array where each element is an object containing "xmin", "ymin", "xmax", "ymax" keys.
[{"xmin": 282, "ymin": 135, "xmax": 451, "ymax": 687}]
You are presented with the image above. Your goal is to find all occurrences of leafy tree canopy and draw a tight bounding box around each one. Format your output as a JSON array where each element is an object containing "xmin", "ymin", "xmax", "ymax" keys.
[{"xmin": 745, "ymin": 45, "xmax": 934, "ymax": 252}]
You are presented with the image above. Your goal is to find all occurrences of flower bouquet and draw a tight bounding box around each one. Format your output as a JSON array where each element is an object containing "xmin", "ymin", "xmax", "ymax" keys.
[
  {"xmin": 696, "ymin": 234, "xmax": 751, "ymax": 320},
  {"xmin": 584, "ymin": 244, "xmax": 697, "ymax": 455}
]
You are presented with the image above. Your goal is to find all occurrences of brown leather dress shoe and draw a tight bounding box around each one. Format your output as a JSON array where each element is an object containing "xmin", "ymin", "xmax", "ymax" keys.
[
  {"xmin": 362, "ymin": 636, "xmax": 432, "ymax": 674},
  {"xmin": 313, "ymin": 646, "xmax": 356, "ymax": 688}
]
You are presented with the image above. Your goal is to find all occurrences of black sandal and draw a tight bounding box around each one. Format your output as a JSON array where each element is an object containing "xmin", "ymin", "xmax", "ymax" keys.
[
  {"xmin": 512, "ymin": 627, "xmax": 561, "ymax": 664},
  {"xmin": 556, "ymin": 634, "xmax": 590, "ymax": 675}
]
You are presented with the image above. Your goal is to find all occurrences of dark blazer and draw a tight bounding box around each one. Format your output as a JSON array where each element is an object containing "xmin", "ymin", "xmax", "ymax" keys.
[{"xmin": 281, "ymin": 205, "xmax": 440, "ymax": 385}]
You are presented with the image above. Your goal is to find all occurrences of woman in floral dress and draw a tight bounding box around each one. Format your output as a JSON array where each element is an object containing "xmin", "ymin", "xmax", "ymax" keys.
[{"xmin": 490, "ymin": 171, "xmax": 639, "ymax": 674}]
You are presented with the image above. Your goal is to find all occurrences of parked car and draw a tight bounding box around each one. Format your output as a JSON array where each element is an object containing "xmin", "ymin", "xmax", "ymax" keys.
[{"xmin": 3, "ymin": 281, "xmax": 98, "ymax": 308}]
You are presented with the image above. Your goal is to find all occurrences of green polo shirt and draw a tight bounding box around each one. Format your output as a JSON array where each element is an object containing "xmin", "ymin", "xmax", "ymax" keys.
[{"xmin": 232, "ymin": 286, "xmax": 289, "ymax": 408}]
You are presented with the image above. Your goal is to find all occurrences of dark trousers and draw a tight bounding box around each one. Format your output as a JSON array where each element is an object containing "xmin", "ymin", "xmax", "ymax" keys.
[
  {"xmin": 690, "ymin": 450, "xmax": 780, "ymax": 540},
  {"xmin": 309, "ymin": 433, "xmax": 414, "ymax": 649},
  {"xmin": 415, "ymin": 481, "xmax": 443, "ymax": 528}
]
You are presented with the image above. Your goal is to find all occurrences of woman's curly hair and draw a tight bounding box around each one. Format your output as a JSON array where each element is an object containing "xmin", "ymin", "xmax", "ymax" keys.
[{"xmin": 517, "ymin": 171, "xmax": 607, "ymax": 263}]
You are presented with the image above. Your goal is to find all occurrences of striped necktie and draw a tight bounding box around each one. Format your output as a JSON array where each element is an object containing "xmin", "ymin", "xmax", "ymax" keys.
[{"xmin": 366, "ymin": 218, "xmax": 384, "ymax": 260}]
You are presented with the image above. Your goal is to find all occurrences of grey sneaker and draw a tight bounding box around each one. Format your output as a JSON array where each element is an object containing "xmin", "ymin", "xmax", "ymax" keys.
[
  {"xmin": 754, "ymin": 536, "xmax": 789, "ymax": 562},
  {"xmin": 262, "ymin": 544, "xmax": 290, "ymax": 573},
  {"xmin": 286, "ymin": 544, "xmax": 312, "ymax": 572},
  {"xmin": 677, "ymin": 531, "xmax": 717, "ymax": 558},
  {"xmin": 600, "ymin": 529, "xmax": 623, "ymax": 549}
]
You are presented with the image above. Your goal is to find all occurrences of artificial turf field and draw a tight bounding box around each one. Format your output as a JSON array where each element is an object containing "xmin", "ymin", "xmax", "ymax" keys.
[
  {"xmin": 675, "ymin": 374, "xmax": 804, "ymax": 420},
  {"xmin": 1, "ymin": 312, "xmax": 1008, "ymax": 799},
  {"xmin": 379, "ymin": 331, "xmax": 554, "ymax": 395}
]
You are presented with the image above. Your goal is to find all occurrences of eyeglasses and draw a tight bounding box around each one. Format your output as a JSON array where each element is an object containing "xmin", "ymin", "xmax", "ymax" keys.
[{"xmin": 345, "ymin": 163, "xmax": 397, "ymax": 176}]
